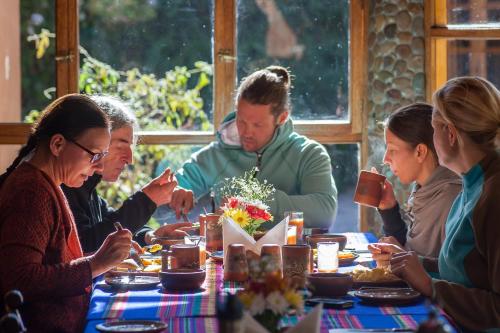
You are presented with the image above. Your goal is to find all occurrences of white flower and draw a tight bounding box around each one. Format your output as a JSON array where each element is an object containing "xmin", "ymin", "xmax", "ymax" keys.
[
  {"xmin": 249, "ymin": 293, "xmax": 266, "ymax": 316},
  {"xmin": 266, "ymin": 291, "xmax": 289, "ymax": 315}
]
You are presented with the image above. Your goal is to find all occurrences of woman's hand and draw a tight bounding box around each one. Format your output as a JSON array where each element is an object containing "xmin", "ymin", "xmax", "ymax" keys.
[
  {"xmin": 379, "ymin": 235, "xmax": 403, "ymax": 248},
  {"xmin": 371, "ymin": 168, "xmax": 397, "ymax": 210},
  {"xmin": 89, "ymin": 229, "xmax": 133, "ymax": 278},
  {"xmin": 368, "ymin": 242, "xmax": 405, "ymax": 268},
  {"xmin": 390, "ymin": 251, "xmax": 433, "ymax": 297}
]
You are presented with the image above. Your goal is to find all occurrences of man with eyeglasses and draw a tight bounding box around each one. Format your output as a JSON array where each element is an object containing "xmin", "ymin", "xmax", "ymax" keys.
[{"xmin": 62, "ymin": 96, "xmax": 193, "ymax": 253}]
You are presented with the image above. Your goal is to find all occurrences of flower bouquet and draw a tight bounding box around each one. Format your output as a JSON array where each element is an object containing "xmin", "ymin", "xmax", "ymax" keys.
[
  {"xmin": 238, "ymin": 258, "xmax": 304, "ymax": 333},
  {"xmin": 219, "ymin": 167, "xmax": 275, "ymax": 236},
  {"xmin": 219, "ymin": 168, "xmax": 289, "ymax": 257}
]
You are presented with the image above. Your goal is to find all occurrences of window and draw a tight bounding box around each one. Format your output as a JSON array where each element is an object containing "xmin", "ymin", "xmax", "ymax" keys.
[
  {"xmin": 0, "ymin": 0, "xmax": 368, "ymax": 231},
  {"xmin": 426, "ymin": 0, "xmax": 500, "ymax": 96}
]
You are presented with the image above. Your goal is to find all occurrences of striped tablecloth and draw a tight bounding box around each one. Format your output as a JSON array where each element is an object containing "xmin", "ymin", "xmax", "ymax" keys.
[{"xmin": 84, "ymin": 233, "xmax": 456, "ymax": 333}]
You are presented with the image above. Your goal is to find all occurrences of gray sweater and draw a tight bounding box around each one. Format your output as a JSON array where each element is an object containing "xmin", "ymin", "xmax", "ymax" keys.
[{"xmin": 379, "ymin": 166, "xmax": 462, "ymax": 258}]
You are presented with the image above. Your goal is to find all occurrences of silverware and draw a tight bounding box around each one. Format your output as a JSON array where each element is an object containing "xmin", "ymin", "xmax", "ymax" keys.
[{"xmin": 113, "ymin": 222, "xmax": 145, "ymax": 270}]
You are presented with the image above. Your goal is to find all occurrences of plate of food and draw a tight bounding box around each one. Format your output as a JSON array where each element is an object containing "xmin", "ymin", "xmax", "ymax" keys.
[
  {"xmin": 354, "ymin": 287, "xmax": 421, "ymax": 305},
  {"xmin": 209, "ymin": 250, "xmax": 224, "ymax": 262},
  {"xmin": 312, "ymin": 250, "xmax": 359, "ymax": 267},
  {"xmin": 96, "ymin": 319, "xmax": 167, "ymax": 332},
  {"xmin": 104, "ymin": 275, "xmax": 161, "ymax": 290},
  {"xmin": 348, "ymin": 266, "xmax": 407, "ymax": 288},
  {"xmin": 108, "ymin": 257, "xmax": 162, "ymax": 276}
]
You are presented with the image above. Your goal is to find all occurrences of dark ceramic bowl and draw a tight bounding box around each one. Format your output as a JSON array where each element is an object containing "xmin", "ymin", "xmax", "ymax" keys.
[
  {"xmin": 306, "ymin": 234, "xmax": 347, "ymax": 250},
  {"xmin": 307, "ymin": 272, "xmax": 353, "ymax": 297},
  {"xmin": 160, "ymin": 269, "xmax": 206, "ymax": 291}
]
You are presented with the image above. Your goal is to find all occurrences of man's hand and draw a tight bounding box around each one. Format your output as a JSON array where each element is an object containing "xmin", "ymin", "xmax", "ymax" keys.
[
  {"xmin": 170, "ymin": 187, "xmax": 194, "ymax": 219},
  {"xmin": 144, "ymin": 222, "xmax": 193, "ymax": 245},
  {"xmin": 367, "ymin": 242, "xmax": 405, "ymax": 268},
  {"xmin": 142, "ymin": 168, "xmax": 178, "ymax": 206},
  {"xmin": 390, "ymin": 251, "xmax": 433, "ymax": 297}
]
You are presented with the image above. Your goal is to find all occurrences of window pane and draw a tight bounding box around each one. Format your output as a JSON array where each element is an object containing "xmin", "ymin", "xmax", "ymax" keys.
[
  {"xmin": 79, "ymin": 1, "xmax": 213, "ymax": 131},
  {"xmin": 21, "ymin": 1, "xmax": 55, "ymax": 121},
  {"xmin": 237, "ymin": 0, "xmax": 349, "ymax": 121},
  {"xmin": 447, "ymin": 40, "xmax": 500, "ymax": 88},
  {"xmin": 325, "ymin": 144, "xmax": 359, "ymax": 232},
  {"xmin": 447, "ymin": 0, "xmax": 500, "ymax": 25}
]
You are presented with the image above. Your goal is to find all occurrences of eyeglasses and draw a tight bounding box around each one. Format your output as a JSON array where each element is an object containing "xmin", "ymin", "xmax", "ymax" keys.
[{"xmin": 66, "ymin": 138, "xmax": 108, "ymax": 164}]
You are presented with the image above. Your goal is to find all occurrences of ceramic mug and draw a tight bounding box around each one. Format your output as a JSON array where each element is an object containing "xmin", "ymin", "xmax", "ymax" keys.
[
  {"xmin": 353, "ymin": 170, "xmax": 386, "ymax": 208},
  {"xmin": 261, "ymin": 244, "xmax": 282, "ymax": 277},
  {"xmin": 282, "ymin": 244, "xmax": 311, "ymax": 288},
  {"xmin": 161, "ymin": 244, "xmax": 200, "ymax": 270},
  {"xmin": 224, "ymin": 244, "xmax": 248, "ymax": 282},
  {"xmin": 205, "ymin": 214, "xmax": 223, "ymax": 252}
]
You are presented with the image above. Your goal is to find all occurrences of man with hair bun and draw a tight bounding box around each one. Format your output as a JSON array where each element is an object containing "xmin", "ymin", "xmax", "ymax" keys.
[{"xmin": 171, "ymin": 66, "xmax": 338, "ymax": 229}]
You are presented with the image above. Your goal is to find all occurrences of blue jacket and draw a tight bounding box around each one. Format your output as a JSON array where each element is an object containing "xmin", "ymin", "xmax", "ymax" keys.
[{"xmin": 176, "ymin": 112, "xmax": 338, "ymax": 228}]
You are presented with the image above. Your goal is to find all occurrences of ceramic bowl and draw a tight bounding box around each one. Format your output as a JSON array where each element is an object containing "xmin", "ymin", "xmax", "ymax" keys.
[
  {"xmin": 160, "ymin": 269, "xmax": 206, "ymax": 291},
  {"xmin": 306, "ymin": 234, "xmax": 347, "ymax": 250},
  {"xmin": 307, "ymin": 272, "xmax": 353, "ymax": 297}
]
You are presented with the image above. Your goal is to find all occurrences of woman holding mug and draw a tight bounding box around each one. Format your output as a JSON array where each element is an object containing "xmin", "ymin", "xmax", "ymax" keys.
[
  {"xmin": 0, "ymin": 94, "xmax": 134, "ymax": 333},
  {"xmin": 374, "ymin": 103, "xmax": 461, "ymax": 262}
]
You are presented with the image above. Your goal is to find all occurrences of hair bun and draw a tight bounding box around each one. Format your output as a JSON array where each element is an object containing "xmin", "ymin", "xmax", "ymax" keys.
[{"xmin": 266, "ymin": 66, "xmax": 290, "ymax": 87}]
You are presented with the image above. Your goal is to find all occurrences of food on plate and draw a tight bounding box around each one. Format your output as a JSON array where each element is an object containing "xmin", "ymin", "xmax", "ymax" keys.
[
  {"xmin": 115, "ymin": 259, "xmax": 141, "ymax": 271},
  {"xmin": 114, "ymin": 257, "xmax": 162, "ymax": 273},
  {"xmin": 349, "ymin": 265, "xmax": 399, "ymax": 282},
  {"xmin": 143, "ymin": 243, "xmax": 163, "ymax": 254}
]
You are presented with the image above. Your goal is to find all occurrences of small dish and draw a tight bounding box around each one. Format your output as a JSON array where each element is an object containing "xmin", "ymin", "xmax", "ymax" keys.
[
  {"xmin": 352, "ymin": 278, "xmax": 408, "ymax": 289},
  {"xmin": 96, "ymin": 320, "xmax": 167, "ymax": 332},
  {"xmin": 338, "ymin": 252, "xmax": 359, "ymax": 266},
  {"xmin": 104, "ymin": 275, "xmax": 160, "ymax": 290},
  {"xmin": 160, "ymin": 268, "xmax": 206, "ymax": 291},
  {"xmin": 307, "ymin": 272, "xmax": 353, "ymax": 297},
  {"xmin": 209, "ymin": 250, "xmax": 224, "ymax": 262},
  {"xmin": 306, "ymin": 234, "xmax": 348, "ymax": 250},
  {"xmin": 354, "ymin": 287, "xmax": 421, "ymax": 305}
]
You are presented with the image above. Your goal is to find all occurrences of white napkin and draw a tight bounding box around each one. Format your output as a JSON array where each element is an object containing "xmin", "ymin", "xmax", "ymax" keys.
[
  {"xmin": 222, "ymin": 216, "xmax": 289, "ymax": 259},
  {"xmin": 243, "ymin": 304, "xmax": 323, "ymax": 333}
]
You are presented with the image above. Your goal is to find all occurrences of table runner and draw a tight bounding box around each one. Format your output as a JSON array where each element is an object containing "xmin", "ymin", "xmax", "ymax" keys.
[{"xmin": 84, "ymin": 233, "xmax": 456, "ymax": 333}]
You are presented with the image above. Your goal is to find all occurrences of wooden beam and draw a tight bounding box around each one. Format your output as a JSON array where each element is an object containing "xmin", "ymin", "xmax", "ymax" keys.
[
  {"xmin": 213, "ymin": 0, "xmax": 237, "ymax": 129},
  {"xmin": 0, "ymin": 123, "xmax": 31, "ymax": 144},
  {"xmin": 350, "ymin": 0, "xmax": 368, "ymax": 136},
  {"xmin": 430, "ymin": 27, "xmax": 500, "ymax": 39},
  {"xmin": 55, "ymin": 0, "xmax": 79, "ymax": 96}
]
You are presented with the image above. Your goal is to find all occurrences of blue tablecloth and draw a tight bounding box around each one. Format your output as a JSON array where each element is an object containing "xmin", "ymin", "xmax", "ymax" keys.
[{"xmin": 84, "ymin": 233, "xmax": 457, "ymax": 333}]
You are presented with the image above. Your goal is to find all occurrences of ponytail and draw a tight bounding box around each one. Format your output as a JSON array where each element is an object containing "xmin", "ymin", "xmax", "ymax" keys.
[{"xmin": 0, "ymin": 134, "xmax": 38, "ymax": 188}]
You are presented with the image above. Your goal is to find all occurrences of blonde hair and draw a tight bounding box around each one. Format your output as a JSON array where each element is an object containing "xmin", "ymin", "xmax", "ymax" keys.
[{"xmin": 432, "ymin": 76, "xmax": 500, "ymax": 151}]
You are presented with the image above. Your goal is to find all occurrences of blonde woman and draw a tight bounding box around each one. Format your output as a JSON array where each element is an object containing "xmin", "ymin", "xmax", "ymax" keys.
[{"xmin": 382, "ymin": 77, "xmax": 500, "ymax": 332}]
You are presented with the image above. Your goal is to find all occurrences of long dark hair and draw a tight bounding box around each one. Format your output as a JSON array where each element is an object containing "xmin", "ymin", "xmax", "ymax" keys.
[
  {"xmin": 0, "ymin": 94, "xmax": 109, "ymax": 188},
  {"xmin": 385, "ymin": 103, "xmax": 437, "ymax": 157},
  {"xmin": 236, "ymin": 66, "xmax": 292, "ymax": 117}
]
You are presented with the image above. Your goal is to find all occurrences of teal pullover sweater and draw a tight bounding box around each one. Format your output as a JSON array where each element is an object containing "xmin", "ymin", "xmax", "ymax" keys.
[
  {"xmin": 433, "ymin": 152, "xmax": 500, "ymax": 332},
  {"xmin": 176, "ymin": 112, "xmax": 338, "ymax": 228}
]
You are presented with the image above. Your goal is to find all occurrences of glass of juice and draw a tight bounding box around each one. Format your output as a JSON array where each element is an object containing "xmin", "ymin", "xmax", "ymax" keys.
[{"xmin": 285, "ymin": 211, "xmax": 304, "ymax": 244}]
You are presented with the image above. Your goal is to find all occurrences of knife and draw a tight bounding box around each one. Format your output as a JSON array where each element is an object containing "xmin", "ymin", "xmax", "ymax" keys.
[{"xmin": 113, "ymin": 222, "xmax": 145, "ymax": 270}]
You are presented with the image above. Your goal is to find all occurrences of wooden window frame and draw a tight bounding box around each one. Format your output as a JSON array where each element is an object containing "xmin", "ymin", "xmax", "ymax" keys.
[
  {"xmin": 425, "ymin": 0, "xmax": 500, "ymax": 99},
  {"xmin": 0, "ymin": 0, "xmax": 368, "ymax": 147}
]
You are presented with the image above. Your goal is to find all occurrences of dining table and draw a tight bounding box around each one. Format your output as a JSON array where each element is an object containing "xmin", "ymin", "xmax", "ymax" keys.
[{"xmin": 83, "ymin": 232, "xmax": 457, "ymax": 333}]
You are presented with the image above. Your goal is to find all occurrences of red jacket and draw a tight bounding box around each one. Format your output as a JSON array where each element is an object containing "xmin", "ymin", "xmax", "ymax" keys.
[{"xmin": 0, "ymin": 162, "xmax": 92, "ymax": 333}]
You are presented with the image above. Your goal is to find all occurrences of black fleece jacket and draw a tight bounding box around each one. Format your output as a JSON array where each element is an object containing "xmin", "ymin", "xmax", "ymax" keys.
[{"xmin": 61, "ymin": 174, "xmax": 156, "ymax": 253}]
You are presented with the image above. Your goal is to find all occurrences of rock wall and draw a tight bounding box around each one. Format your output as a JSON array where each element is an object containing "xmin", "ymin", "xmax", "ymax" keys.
[{"xmin": 365, "ymin": 0, "xmax": 426, "ymax": 233}]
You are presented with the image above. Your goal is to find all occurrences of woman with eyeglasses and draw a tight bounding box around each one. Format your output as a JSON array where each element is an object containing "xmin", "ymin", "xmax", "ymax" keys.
[{"xmin": 0, "ymin": 94, "xmax": 134, "ymax": 333}]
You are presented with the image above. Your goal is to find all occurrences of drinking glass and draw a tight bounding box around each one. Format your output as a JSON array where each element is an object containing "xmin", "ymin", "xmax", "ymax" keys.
[
  {"xmin": 285, "ymin": 211, "xmax": 304, "ymax": 244},
  {"xmin": 185, "ymin": 235, "xmax": 207, "ymax": 269},
  {"xmin": 317, "ymin": 242, "xmax": 339, "ymax": 272},
  {"xmin": 287, "ymin": 225, "xmax": 297, "ymax": 245}
]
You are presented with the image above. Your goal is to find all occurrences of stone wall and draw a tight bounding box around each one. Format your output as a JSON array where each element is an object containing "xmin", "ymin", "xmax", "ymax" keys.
[{"xmin": 365, "ymin": 0, "xmax": 426, "ymax": 233}]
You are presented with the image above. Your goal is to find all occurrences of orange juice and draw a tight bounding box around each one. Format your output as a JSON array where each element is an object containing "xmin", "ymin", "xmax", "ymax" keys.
[
  {"xmin": 287, "ymin": 226, "xmax": 297, "ymax": 244},
  {"xmin": 200, "ymin": 248, "xmax": 207, "ymax": 267},
  {"xmin": 289, "ymin": 218, "xmax": 304, "ymax": 243}
]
